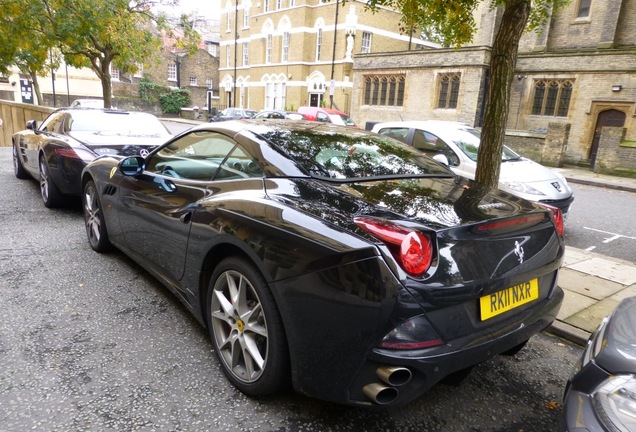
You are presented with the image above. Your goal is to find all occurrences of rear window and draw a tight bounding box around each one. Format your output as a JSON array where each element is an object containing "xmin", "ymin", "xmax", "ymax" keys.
[{"xmin": 257, "ymin": 127, "xmax": 453, "ymax": 180}]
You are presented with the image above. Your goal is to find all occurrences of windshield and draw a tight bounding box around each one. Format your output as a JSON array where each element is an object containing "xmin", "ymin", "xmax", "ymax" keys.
[
  {"xmin": 328, "ymin": 113, "xmax": 357, "ymax": 127},
  {"xmin": 69, "ymin": 111, "xmax": 169, "ymax": 136},
  {"xmin": 258, "ymin": 126, "xmax": 453, "ymax": 180},
  {"xmin": 449, "ymin": 127, "xmax": 520, "ymax": 162}
]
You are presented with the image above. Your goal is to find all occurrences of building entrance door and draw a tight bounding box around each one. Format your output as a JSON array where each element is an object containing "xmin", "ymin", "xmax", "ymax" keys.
[
  {"xmin": 589, "ymin": 109, "xmax": 625, "ymax": 168},
  {"xmin": 309, "ymin": 93, "xmax": 321, "ymax": 107}
]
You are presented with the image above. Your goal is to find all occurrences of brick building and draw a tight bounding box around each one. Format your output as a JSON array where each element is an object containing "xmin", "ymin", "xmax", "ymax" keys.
[
  {"xmin": 350, "ymin": 0, "xmax": 636, "ymax": 172},
  {"xmin": 218, "ymin": 0, "xmax": 436, "ymax": 113}
]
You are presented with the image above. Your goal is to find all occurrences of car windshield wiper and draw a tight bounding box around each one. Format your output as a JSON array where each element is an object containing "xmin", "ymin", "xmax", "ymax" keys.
[
  {"xmin": 310, "ymin": 173, "xmax": 455, "ymax": 183},
  {"xmin": 502, "ymin": 156, "xmax": 522, "ymax": 162}
]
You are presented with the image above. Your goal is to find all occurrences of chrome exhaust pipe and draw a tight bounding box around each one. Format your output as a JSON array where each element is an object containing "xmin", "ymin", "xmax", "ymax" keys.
[
  {"xmin": 363, "ymin": 383, "xmax": 399, "ymax": 405},
  {"xmin": 376, "ymin": 365, "xmax": 412, "ymax": 387}
]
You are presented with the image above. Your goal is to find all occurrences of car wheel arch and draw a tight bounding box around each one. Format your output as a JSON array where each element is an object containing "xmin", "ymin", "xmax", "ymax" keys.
[{"xmin": 198, "ymin": 240, "xmax": 276, "ymax": 326}]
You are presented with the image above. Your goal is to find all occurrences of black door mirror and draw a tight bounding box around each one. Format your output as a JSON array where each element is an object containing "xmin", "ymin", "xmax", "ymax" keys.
[{"xmin": 120, "ymin": 156, "xmax": 145, "ymax": 176}]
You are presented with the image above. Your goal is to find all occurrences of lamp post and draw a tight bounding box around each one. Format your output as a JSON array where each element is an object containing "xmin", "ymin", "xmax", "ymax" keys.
[
  {"xmin": 233, "ymin": 0, "xmax": 238, "ymax": 108},
  {"xmin": 329, "ymin": 0, "xmax": 340, "ymax": 109}
]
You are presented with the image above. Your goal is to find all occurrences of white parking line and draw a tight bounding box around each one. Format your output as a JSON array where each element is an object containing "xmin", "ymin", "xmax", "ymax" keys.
[{"xmin": 583, "ymin": 227, "xmax": 636, "ymax": 253}]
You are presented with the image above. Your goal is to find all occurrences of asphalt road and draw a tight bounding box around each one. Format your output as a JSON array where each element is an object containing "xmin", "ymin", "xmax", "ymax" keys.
[
  {"xmin": 564, "ymin": 182, "xmax": 636, "ymax": 262},
  {"xmin": 0, "ymin": 146, "xmax": 582, "ymax": 431}
]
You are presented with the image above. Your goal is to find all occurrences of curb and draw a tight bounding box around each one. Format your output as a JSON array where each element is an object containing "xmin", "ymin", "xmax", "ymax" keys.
[
  {"xmin": 564, "ymin": 176, "xmax": 636, "ymax": 194},
  {"xmin": 548, "ymin": 320, "xmax": 590, "ymax": 347}
]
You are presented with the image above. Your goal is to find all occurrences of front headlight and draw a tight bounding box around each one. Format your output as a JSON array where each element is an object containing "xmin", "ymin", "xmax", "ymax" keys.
[
  {"xmin": 593, "ymin": 375, "xmax": 636, "ymax": 432},
  {"xmin": 500, "ymin": 181, "xmax": 546, "ymax": 196}
]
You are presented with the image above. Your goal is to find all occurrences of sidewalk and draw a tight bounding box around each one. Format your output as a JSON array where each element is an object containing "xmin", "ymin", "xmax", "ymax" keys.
[{"xmin": 549, "ymin": 166, "xmax": 636, "ymax": 345}]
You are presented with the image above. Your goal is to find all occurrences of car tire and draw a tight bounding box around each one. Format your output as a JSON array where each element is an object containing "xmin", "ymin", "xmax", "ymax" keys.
[
  {"xmin": 12, "ymin": 143, "xmax": 29, "ymax": 179},
  {"xmin": 83, "ymin": 180, "xmax": 112, "ymax": 253},
  {"xmin": 39, "ymin": 154, "xmax": 62, "ymax": 208},
  {"xmin": 207, "ymin": 257, "xmax": 289, "ymax": 396}
]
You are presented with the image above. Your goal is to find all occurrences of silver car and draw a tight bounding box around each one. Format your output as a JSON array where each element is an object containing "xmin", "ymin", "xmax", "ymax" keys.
[{"xmin": 372, "ymin": 120, "xmax": 574, "ymax": 217}]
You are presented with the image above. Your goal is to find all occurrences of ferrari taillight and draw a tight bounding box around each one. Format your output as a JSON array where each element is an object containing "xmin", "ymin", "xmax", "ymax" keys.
[
  {"xmin": 539, "ymin": 204, "xmax": 564, "ymax": 237},
  {"xmin": 354, "ymin": 216, "xmax": 433, "ymax": 277}
]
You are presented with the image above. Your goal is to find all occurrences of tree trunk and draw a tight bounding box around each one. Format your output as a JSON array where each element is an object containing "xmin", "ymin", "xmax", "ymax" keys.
[
  {"xmin": 474, "ymin": 0, "xmax": 531, "ymax": 187},
  {"xmin": 28, "ymin": 70, "xmax": 43, "ymax": 105},
  {"xmin": 100, "ymin": 59, "xmax": 113, "ymax": 109}
]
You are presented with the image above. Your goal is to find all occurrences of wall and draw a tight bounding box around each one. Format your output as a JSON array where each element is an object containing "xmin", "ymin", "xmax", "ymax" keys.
[{"xmin": 0, "ymin": 100, "xmax": 54, "ymax": 147}]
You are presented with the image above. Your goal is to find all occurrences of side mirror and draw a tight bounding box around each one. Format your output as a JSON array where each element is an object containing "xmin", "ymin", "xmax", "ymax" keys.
[
  {"xmin": 120, "ymin": 156, "xmax": 145, "ymax": 176},
  {"xmin": 26, "ymin": 120, "xmax": 37, "ymax": 131},
  {"xmin": 432, "ymin": 154, "xmax": 450, "ymax": 166}
]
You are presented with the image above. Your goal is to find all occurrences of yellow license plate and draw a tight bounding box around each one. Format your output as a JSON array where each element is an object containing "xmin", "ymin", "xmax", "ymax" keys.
[{"xmin": 480, "ymin": 279, "xmax": 539, "ymax": 321}]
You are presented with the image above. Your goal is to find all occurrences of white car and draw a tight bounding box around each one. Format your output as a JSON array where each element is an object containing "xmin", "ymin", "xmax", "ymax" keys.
[
  {"xmin": 372, "ymin": 120, "xmax": 574, "ymax": 217},
  {"xmin": 69, "ymin": 99, "xmax": 105, "ymax": 108}
]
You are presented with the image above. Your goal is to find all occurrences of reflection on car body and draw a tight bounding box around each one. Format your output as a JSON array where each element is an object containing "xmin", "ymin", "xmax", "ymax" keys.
[
  {"xmin": 12, "ymin": 108, "xmax": 172, "ymax": 208},
  {"xmin": 371, "ymin": 120, "xmax": 574, "ymax": 218},
  {"xmin": 81, "ymin": 119, "xmax": 564, "ymax": 407}
]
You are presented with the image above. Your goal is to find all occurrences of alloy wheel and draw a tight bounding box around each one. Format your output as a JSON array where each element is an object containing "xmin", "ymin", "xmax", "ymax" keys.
[
  {"xmin": 210, "ymin": 269, "xmax": 269, "ymax": 384},
  {"xmin": 84, "ymin": 183, "xmax": 102, "ymax": 247}
]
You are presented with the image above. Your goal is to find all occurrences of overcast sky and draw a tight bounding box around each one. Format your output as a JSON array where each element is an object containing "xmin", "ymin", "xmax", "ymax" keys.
[{"xmin": 157, "ymin": 0, "xmax": 221, "ymax": 20}]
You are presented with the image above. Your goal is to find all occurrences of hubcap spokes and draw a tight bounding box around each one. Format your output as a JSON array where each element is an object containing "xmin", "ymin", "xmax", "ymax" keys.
[
  {"xmin": 84, "ymin": 187, "xmax": 101, "ymax": 244},
  {"xmin": 211, "ymin": 270, "xmax": 268, "ymax": 383},
  {"xmin": 39, "ymin": 161, "xmax": 49, "ymax": 202}
]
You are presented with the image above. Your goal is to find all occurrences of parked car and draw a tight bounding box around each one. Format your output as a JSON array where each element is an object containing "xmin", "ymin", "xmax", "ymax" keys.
[
  {"xmin": 12, "ymin": 108, "xmax": 172, "ymax": 208},
  {"xmin": 253, "ymin": 110, "xmax": 307, "ymax": 120},
  {"xmin": 297, "ymin": 106, "xmax": 357, "ymax": 127},
  {"xmin": 563, "ymin": 296, "xmax": 636, "ymax": 432},
  {"xmin": 69, "ymin": 98, "xmax": 104, "ymax": 108},
  {"xmin": 81, "ymin": 119, "xmax": 564, "ymax": 407},
  {"xmin": 371, "ymin": 121, "xmax": 574, "ymax": 217},
  {"xmin": 209, "ymin": 107, "xmax": 257, "ymax": 122}
]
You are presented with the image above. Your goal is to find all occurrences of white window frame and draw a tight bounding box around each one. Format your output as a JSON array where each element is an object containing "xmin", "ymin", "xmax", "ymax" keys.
[
  {"xmin": 206, "ymin": 78, "xmax": 213, "ymax": 89},
  {"xmin": 226, "ymin": 8, "xmax": 231, "ymax": 32},
  {"xmin": 266, "ymin": 34, "xmax": 273, "ymax": 64},
  {"xmin": 282, "ymin": 32, "xmax": 290, "ymax": 62},
  {"xmin": 227, "ymin": 45, "xmax": 231, "ymax": 68},
  {"xmin": 168, "ymin": 63, "xmax": 177, "ymax": 81},
  {"xmin": 189, "ymin": 76, "xmax": 197, "ymax": 86},
  {"xmin": 243, "ymin": 4, "xmax": 250, "ymax": 28},
  {"xmin": 110, "ymin": 66, "xmax": 120, "ymax": 81},
  {"xmin": 243, "ymin": 42, "xmax": 249, "ymax": 66},
  {"xmin": 361, "ymin": 31, "xmax": 372, "ymax": 54},
  {"xmin": 315, "ymin": 28, "xmax": 322, "ymax": 61}
]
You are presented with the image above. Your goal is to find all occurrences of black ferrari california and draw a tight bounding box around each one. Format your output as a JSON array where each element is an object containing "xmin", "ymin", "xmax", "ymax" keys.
[
  {"xmin": 81, "ymin": 120, "xmax": 564, "ymax": 407},
  {"xmin": 12, "ymin": 108, "xmax": 171, "ymax": 208}
]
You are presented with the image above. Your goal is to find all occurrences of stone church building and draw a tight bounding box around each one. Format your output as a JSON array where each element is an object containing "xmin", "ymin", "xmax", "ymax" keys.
[{"xmin": 351, "ymin": 0, "xmax": 636, "ymax": 174}]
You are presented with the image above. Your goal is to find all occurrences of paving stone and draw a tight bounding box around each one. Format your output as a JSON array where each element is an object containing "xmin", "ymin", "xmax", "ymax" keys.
[
  {"xmin": 567, "ymin": 257, "xmax": 636, "ymax": 286},
  {"xmin": 557, "ymin": 289, "xmax": 596, "ymax": 320},
  {"xmin": 563, "ymin": 248, "xmax": 589, "ymax": 266},
  {"xmin": 558, "ymin": 268, "xmax": 625, "ymax": 300},
  {"xmin": 610, "ymin": 285, "xmax": 636, "ymax": 302},
  {"xmin": 564, "ymin": 298, "xmax": 619, "ymax": 333}
]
